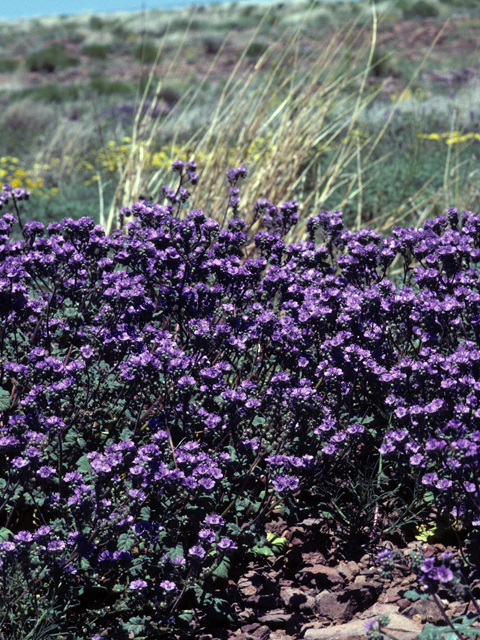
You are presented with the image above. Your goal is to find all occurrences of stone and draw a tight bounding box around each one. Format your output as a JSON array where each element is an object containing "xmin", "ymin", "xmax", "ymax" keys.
[
  {"xmin": 243, "ymin": 594, "xmax": 280, "ymax": 609},
  {"xmin": 402, "ymin": 598, "xmax": 446, "ymax": 624},
  {"xmin": 251, "ymin": 625, "xmax": 271, "ymax": 639},
  {"xmin": 238, "ymin": 572, "xmax": 262, "ymax": 598},
  {"xmin": 304, "ymin": 613, "xmax": 423, "ymax": 640},
  {"xmin": 302, "ymin": 551, "xmax": 327, "ymax": 566},
  {"xmin": 337, "ymin": 561, "xmax": 360, "ymax": 580},
  {"xmin": 280, "ymin": 587, "xmax": 316, "ymax": 613},
  {"xmin": 269, "ymin": 633, "xmax": 295, "ymax": 640},
  {"xmin": 314, "ymin": 586, "xmax": 379, "ymax": 623},
  {"xmin": 256, "ymin": 610, "xmax": 294, "ymax": 628},
  {"xmin": 296, "ymin": 565, "xmax": 344, "ymax": 589},
  {"xmin": 240, "ymin": 623, "xmax": 261, "ymax": 634}
]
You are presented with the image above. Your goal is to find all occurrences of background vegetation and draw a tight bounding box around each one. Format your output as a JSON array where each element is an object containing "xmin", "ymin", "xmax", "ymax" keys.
[{"xmin": 1, "ymin": 0, "xmax": 480, "ymax": 237}]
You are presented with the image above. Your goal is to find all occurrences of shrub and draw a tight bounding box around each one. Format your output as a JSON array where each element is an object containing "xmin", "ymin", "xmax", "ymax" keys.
[
  {"xmin": 82, "ymin": 43, "xmax": 111, "ymax": 59},
  {"xmin": 0, "ymin": 58, "xmax": 19, "ymax": 73},
  {"xmin": 90, "ymin": 73, "xmax": 133, "ymax": 96},
  {"xmin": 25, "ymin": 44, "xmax": 80, "ymax": 73},
  {"xmin": 133, "ymin": 41, "xmax": 159, "ymax": 64},
  {"xmin": 9, "ymin": 83, "xmax": 82, "ymax": 104},
  {"xmin": 245, "ymin": 41, "xmax": 269, "ymax": 60},
  {"xmin": 2, "ymin": 167, "xmax": 480, "ymax": 636},
  {"xmin": 89, "ymin": 15, "xmax": 105, "ymax": 31},
  {"xmin": 400, "ymin": 0, "xmax": 441, "ymax": 18}
]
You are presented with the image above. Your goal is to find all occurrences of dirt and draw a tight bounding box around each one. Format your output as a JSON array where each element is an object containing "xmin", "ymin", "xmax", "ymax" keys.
[{"xmin": 189, "ymin": 514, "xmax": 480, "ymax": 640}]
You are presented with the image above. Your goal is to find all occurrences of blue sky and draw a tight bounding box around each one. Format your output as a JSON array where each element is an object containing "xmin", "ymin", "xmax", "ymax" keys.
[{"xmin": 0, "ymin": 0, "xmax": 225, "ymax": 21}]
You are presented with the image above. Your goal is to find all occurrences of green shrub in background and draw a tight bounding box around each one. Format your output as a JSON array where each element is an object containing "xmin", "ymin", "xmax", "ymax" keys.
[
  {"xmin": 82, "ymin": 43, "xmax": 111, "ymax": 59},
  {"xmin": 245, "ymin": 41, "xmax": 269, "ymax": 59},
  {"xmin": 89, "ymin": 15, "xmax": 105, "ymax": 30},
  {"xmin": 398, "ymin": 0, "xmax": 441, "ymax": 17},
  {"xmin": 9, "ymin": 83, "xmax": 82, "ymax": 103},
  {"xmin": 0, "ymin": 58, "xmax": 20, "ymax": 73},
  {"xmin": 25, "ymin": 43, "xmax": 80, "ymax": 73},
  {"xmin": 90, "ymin": 73, "xmax": 134, "ymax": 96},
  {"xmin": 134, "ymin": 40, "xmax": 159, "ymax": 64}
]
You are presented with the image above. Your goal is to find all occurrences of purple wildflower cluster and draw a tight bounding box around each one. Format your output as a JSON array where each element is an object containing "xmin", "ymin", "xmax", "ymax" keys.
[{"xmin": 2, "ymin": 164, "xmax": 480, "ymax": 634}]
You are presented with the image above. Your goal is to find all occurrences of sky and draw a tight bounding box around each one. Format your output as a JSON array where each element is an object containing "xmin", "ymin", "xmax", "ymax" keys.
[{"xmin": 0, "ymin": 0, "xmax": 230, "ymax": 21}]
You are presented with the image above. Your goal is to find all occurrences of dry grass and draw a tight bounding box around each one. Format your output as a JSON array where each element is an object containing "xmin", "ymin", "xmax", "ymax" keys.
[{"xmin": 105, "ymin": 4, "xmax": 382, "ymax": 236}]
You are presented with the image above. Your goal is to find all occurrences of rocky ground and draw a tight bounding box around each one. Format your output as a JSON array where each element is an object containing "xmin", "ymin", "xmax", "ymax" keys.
[{"xmin": 191, "ymin": 515, "xmax": 480, "ymax": 640}]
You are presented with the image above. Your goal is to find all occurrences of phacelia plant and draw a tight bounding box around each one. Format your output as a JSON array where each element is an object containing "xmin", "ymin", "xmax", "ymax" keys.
[{"xmin": 1, "ymin": 166, "xmax": 480, "ymax": 637}]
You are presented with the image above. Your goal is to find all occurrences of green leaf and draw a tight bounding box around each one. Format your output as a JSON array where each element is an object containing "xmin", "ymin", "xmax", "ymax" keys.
[
  {"xmin": 0, "ymin": 527, "xmax": 12, "ymax": 542},
  {"xmin": 418, "ymin": 624, "xmax": 444, "ymax": 640},
  {"xmin": 266, "ymin": 531, "xmax": 287, "ymax": 553},
  {"xmin": 404, "ymin": 589, "xmax": 429, "ymax": 602},
  {"xmin": 197, "ymin": 592, "xmax": 235, "ymax": 624},
  {"xmin": 140, "ymin": 506, "xmax": 151, "ymax": 520},
  {"xmin": 415, "ymin": 523, "xmax": 437, "ymax": 542},
  {"xmin": 76, "ymin": 454, "xmax": 92, "ymax": 478},
  {"xmin": 0, "ymin": 388, "xmax": 10, "ymax": 412},
  {"xmin": 252, "ymin": 544, "xmax": 274, "ymax": 556},
  {"xmin": 123, "ymin": 616, "xmax": 147, "ymax": 635},
  {"xmin": 118, "ymin": 533, "xmax": 135, "ymax": 551},
  {"xmin": 176, "ymin": 610, "xmax": 195, "ymax": 625},
  {"xmin": 211, "ymin": 556, "xmax": 231, "ymax": 582}
]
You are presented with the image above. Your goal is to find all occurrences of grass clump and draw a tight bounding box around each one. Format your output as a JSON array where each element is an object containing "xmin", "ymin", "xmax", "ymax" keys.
[{"xmin": 25, "ymin": 43, "xmax": 79, "ymax": 73}]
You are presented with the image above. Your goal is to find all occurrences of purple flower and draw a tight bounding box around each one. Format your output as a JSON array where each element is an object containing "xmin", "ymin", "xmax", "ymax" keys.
[
  {"xmin": 198, "ymin": 529, "xmax": 216, "ymax": 544},
  {"xmin": 12, "ymin": 457, "xmax": 29, "ymax": 469},
  {"xmin": 172, "ymin": 556, "xmax": 186, "ymax": 567},
  {"xmin": 436, "ymin": 478, "xmax": 453, "ymax": 491},
  {"xmin": 204, "ymin": 514, "xmax": 225, "ymax": 528},
  {"xmin": 0, "ymin": 541, "xmax": 16, "ymax": 554},
  {"xmin": 47, "ymin": 540, "xmax": 66, "ymax": 553},
  {"xmin": 437, "ymin": 565, "xmax": 455, "ymax": 583},
  {"xmin": 217, "ymin": 538, "xmax": 236, "ymax": 550},
  {"xmin": 188, "ymin": 545, "xmax": 206, "ymax": 559},
  {"xmin": 364, "ymin": 618, "xmax": 378, "ymax": 633},
  {"xmin": 34, "ymin": 526, "xmax": 51, "ymax": 541},
  {"xmin": 322, "ymin": 444, "xmax": 338, "ymax": 455},
  {"xmin": 14, "ymin": 531, "xmax": 33, "ymax": 544},
  {"xmin": 409, "ymin": 454, "xmax": 425, "ymax": 467},
  {"xmin": 37, "ymin": 466, "xmax": 56, "ymax": 478},
  {"xmin": 129, "ymin": 579, "xmax": 148, "ymax": 591},
  {"xmin": 160, "ymin": 580, "xmax": 177, "ymax": 592}
]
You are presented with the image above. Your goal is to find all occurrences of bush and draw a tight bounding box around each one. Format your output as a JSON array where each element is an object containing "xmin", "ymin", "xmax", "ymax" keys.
[
  {"xmin": 25, "ymin": 44, "xmax": 80, "ymax": 73},
  {"xmin": 245, "ymin": 41, "xmax": 269, "ymax": 59},
  {"xmin": 10, "ymin": 83, "xmax": 82, "ymax": 103},
  {"xmin": 400, "ymin": 0, "xmax": 440, "ymax": 17},
  {"xmin": 2, "ymin": 166, "xmax": 480, "ymax": 637},
  {"xmin": 90, "ymin": 73, "xmax": 133, "ymax": 96},
  {"xmin": 82, "ymin": 43, "xmax": 111, "ymax": 59},
  {"xmin": 0, "ymin": 58, "xmax": 19, "ymax": 73},
  {"xmin": 89, "ymin": 15, "xmax": 105, "ymax": 31},
  {"xmin": 133, "ymin": 41, "xmax": 159, "ymax": 64}
]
